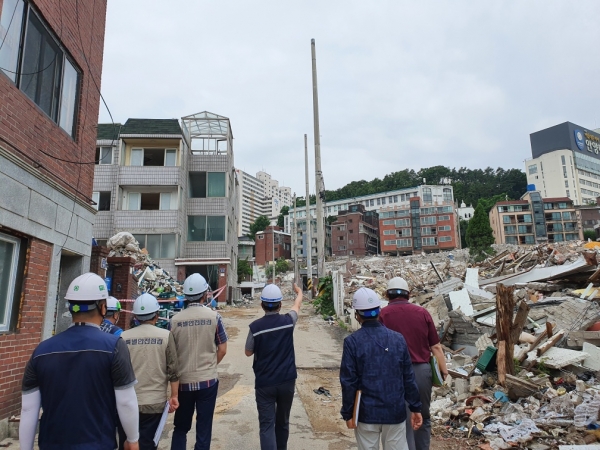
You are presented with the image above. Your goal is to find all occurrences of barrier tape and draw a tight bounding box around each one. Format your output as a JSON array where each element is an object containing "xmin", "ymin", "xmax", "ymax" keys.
[{"xmin": 117, "ymin": 286, "xmax": 227, "ymax": 303}]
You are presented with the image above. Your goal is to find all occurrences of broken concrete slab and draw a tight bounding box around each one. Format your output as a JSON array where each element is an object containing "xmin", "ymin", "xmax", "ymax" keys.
[
  {"xmin": 465, "ymin": 268, "xmax": 479, "ymax": 288},
  {"xmin": 434, "ymin": 277, "xmax": 463, "ymax": 296},
  {"xmin": 568, "ymin": 331, "xmax": 600, "ymax": 348},
  {"xmin": 535, "ymin": 347, "xmax": 589, "ymax": 369},
  {"xmin": 449, "ymin": 289, "xmax": 473, "ymax": 316},
  {"xmin": 582, "ymin": 342, "xmax": 600, "ymax": 371}
]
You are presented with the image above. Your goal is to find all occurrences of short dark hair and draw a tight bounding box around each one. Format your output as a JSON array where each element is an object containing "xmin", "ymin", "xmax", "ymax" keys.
[
  {"xmin": 387, "ymin": 289, "xmax": 409, "ymax": 301},
  {"xmin": 261, "ymin": 301, "xmax": 281, "ymax": 312}
]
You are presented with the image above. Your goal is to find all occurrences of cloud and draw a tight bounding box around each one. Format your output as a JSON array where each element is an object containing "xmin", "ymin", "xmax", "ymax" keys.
[{"xmin": 99, "ymin": 0, "xmax": 600, "ymax": 194}]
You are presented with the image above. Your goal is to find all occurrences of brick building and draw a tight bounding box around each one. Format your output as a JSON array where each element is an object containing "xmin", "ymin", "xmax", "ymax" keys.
[
  {"xmin": 0, "ymin": 0, "xmax": 108, "ymax": 434},
  {"xmin": 331, "ymin": 204, "xmax": 379, "ymax": 257},
  {"xmin": 255, "ymin": 226, "xmax": 291, "ymax": 266},
  {"xmin": 576, "ymin": 197, "xmax": 600, "ymax": 233},
  {"xmin": 489, "ymin": 192, "xmax": 583, "ymax": 245},
  {"xmin": 379, "ymin": 197, "xmax": 458, "ymax": 255}
]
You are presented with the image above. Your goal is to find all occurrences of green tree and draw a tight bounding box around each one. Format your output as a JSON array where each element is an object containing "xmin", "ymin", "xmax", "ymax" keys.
[
  {"xmin": 459, "ymin": 219, "xmax": 469, "ymax": 249},
  {"xmin": 326, "ymin": 215, "xmax": 337, "ymax": 225},
  {"xmin": 237, "ymin": 258, "xmax": 253, "ymax": 283},
  {"xmin": 584, "ymin": 230, "xmax": 597, "ymax": 241},
  {"xmin": 477, "ymin": 194, "xmax": 510, "ymax": 214},
  {"xmin": 466, "ymin": 203, "xmax": 495, "ymax": 260},
  {"xmin": 275, "ymin": 257, "xmax": 290, "ymax": 274},
  {"xmin": 277, "ymin": 205, "xmax": 290, "ymax": 228},
  {"xmin": 248, "ymin": 215, "xmax": 270, "ymax": 240}
]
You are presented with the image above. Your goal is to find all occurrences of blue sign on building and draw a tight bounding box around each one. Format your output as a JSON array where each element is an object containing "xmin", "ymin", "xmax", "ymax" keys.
[{"xmin": 574, "ymin": 129, "xmax": 585, "ymax": 151}]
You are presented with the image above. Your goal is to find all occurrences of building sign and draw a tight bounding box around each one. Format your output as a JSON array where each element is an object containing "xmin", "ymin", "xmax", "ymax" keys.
[
  {"xmin": 585, "ymin": 131, "xmax": 600, "ymax": 154},
  {"xmin": 575, "ymin": 129, "xmax": 585, "ymax": 151}
]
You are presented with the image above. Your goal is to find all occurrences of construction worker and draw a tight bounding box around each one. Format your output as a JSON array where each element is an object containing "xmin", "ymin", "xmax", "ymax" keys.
[
  {"xmin": 170, "ymin": 273, "xmax": 228, "ymax": 450},
  {"xmin": 379, "ymin": 278, "xmax": 448, "ymax": 450},
  {"xmin": 119, "ymin": 293, "xmax": 180, "ymax": 450},
  {"xmin": 101, "ymin": 296, "xmax": 123, "ymax": 336},
  {"xmin": 19, "ymin": 272, "xmax": 140, "ymax": 450},
  {"xmin": 244, "ymin": 283, "xmax": 303, "ymax": 450},
  {"xmin": 340, "ymin": 287, "xmax": 422, "ymax": 450}
]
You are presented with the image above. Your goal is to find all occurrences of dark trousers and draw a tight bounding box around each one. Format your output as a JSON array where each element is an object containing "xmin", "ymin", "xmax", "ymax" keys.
[
  {"xmin": 117, "ymin": 412, "xmax": 162, "ymax": 450},
  {"xmin": 255, "ymin": 380, "xmax": 295, "ymax": 450},
  {"xmin": 405, "ymin": 363, "xmax": 432, "ymax": 450},
  {"xmin": 171, "ymin": 382, "xmax": 219, "ymax": 450}
]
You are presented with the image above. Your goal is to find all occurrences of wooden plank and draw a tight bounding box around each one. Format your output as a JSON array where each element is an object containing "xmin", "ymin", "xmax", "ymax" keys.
[
  {"xmin": 518, "ymin": 322, "xmax": 555, "ymax": 363},
  {"xmin": 510, "ymin": 300, "xmax": 531, "ymax": 344},
  {"xmin": 537, "ymin": 330, "xmax": 565, "ymax": 357},
  {"xmin": 496, "ymin": 283, "xmax": 516, "ymax": 376},
  {"xmin": 497, "ymin": 340, "xmax": 507, "ymax": 386}
]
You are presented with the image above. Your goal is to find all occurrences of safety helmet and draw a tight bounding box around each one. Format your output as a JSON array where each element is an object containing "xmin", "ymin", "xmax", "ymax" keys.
[
  {"xmin": 183, "ymin": 273, "xmax": 209, "ymax": 300},
  {"xmin": 387, "ymin": 277, "xmax": 410, "ymax": 298},
  {"xmin": 106, "ymin": 296, "xmax": 122, "ymax": 311},
  {"xmin": 133, "ymin": 293, "xmax": 160, "ymax": 320},
  {"xmin": 65, "ymin": 273, "xmax": 108, "ymax": 313},
  {"xmin": 352, "ymin": 287, "xmax": 381, "ymax": 316},
  {"xmin": 260, "ymin": 284, "xmax": 283, "ymax": 303}
]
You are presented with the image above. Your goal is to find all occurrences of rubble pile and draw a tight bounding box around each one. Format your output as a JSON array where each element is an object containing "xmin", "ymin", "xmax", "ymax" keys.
[
  {"xmin": 333, "ymin": 241, "xmax": 600, "ymax": 448},
  {"xmin": 107, "ymin": 232, "xmax": 183, "ymax": 298}
]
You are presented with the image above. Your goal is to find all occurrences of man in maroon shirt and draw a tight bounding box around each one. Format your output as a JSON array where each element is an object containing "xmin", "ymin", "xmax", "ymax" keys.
[{"xmin": 379, "ymin": 277, "xmax": 448, "ymax": 450}]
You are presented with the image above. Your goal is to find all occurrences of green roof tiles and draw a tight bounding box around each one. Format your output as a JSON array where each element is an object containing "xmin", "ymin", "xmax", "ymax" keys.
[{"xmin": 121, "ymin": 118, "xmax": 182, "ymax": 135}]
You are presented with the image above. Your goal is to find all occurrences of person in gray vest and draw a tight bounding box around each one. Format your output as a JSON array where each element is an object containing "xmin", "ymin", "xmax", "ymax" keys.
[
  {"xmin": 119, "ymin": 293, "xmax": 180, "ymax": 450},
  {"xmin": 170, "ymin": 273, "xmax": 228, "ymax": 450},
  {"xmin": 245, "ymin": 283, "xmax": 303, "ymax": 450}
]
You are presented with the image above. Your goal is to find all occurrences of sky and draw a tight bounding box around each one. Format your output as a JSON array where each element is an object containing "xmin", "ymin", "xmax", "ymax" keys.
[{"xmin": 99, "ymin": 0, "xmax": 600, "ymax": 196}]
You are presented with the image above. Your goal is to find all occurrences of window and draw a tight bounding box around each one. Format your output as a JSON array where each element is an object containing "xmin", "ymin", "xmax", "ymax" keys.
[
  {"xmin": 558, "ymin": 202, "xmax": 568, "ymax": 209},
  {"xmin": 398, "ymin": 228, "xmax": 411, "ymax": 237},
  {"xmin": 518, "ymin": 225, "xmax": 532, "ymax": 234},
  {"xmin": 338, "ymin": 236, "xmax": 344, "ymax": 241},
  {"xmin": 95, "ymin": 147, "xmax": 113, "ymax": 165},
  {"xmin": 438, "ymin": 226, "xmax": 451, "ymax": 231},
  {"xmin": 565, "ymin": 180, "xmax": 569, "ymax": 188},
  {"xmin": 370, "ymin": 199, "xmax": 374, "ymax": 206},
  {"xmin": 422, "ymin": 187, "xmax": 432, "ymax": 202},
  {"xmin": 504, "ymin": 226, "xmax": 517, "ymax": 235},
  {"xmin": 132, "ymin": 234, "xmax": 176, "ymax": 259},
  {"xmin": 503, "ymin": 216, "xmax": 512, "ymax": 224},
  {"xmin": 348, "ymin": 240, "xmax": 354, "ymax": 245},
  {"xmin": 377, "ymin": 198, "xmax": 381, "ymax": 205},
  {"xmin": 422, "ymin": 237, "xmax": 437, "ymax": 246},
  {"xmin": 0, "ymin": 232, "xmax": 22, "ymax": 332},
  {"xmin": 397, "ymin": 239, "xmax": 412, "ymax": 247},
  {"xmin": 129, "ymin": 148, "xmax": 178, "ymax": 166},
  {"xmin": 421, "ymin": 227, "xmax": 436, "ymax": 235},
  {"xmin": 188, "ymin": 216, "xmax": 226, "ymax": 241},
  {"xmin": 92, "ymin": 191, "xmax": 111, "ymax": 211},
  {"xmin": 395, "ymin": 218, "xmax": 410, "ymax": 227},
  {"xmin": 439, "ymin": 236, "xmax": 452, "ymax": 242},
  {"xmin": 384, "ymin": 240, "xmax": 396, "ymax": 246},
  {"xmin": 382, "ymin": 220, "xmax": 395, "ymax": 226},
  {"xmin": 258, "ymin": 235, "xmax": 264, "ymax": 240},
  {"xmin": 562, "ymin": 212, "xmax": 573, "ymax": 220},
  {"xmin": 189, "ymin": 172, "xmax": 226, "ymax": 198},
  {"xmin": 563, "ymin": 166, "xmax": 568, "ymax": 178},
  {"xmin": 420, "ymin": 216, "xmax": 436, "ymax": 225},
  {"xmin": 394, "ymin": 195, "xmax": 398, "ymax": 202},
  {"xmin": 1, "ymin": 4, "xmax": 81, "ymax": 136},
  {"xmin": 528, "ymin": 164, "xmax": 537, "ymax": 175},
  {"xmin": 561, "ymin": 155, "xmax": 566, "ymax": 165},
  {"xmin": 438, "ymin": 215, "xmax": 450, "ymax": 221},
  {"xmin": 566, "ymin": 190, "xmax": 570, "ymax": 198},
  {"xmin": 443, "ymin": 188, "xmax": 452, "ymax": 202},
  {"xmin": 338, "ymin": 246, "xmax": 346, "ymax": 251},
  {"xmin": 383, "ymin": 230, "xmax": 395, "ymax": 235},
  {"xmin": 506, "ymin": 236, "xmax": 518, "ymax": 245},
  {"xmin": 381, "ymin": 198, "xmax": 386, "ymax": 205}
]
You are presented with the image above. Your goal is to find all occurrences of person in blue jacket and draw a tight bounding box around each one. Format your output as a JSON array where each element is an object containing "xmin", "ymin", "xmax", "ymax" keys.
[
  {"xmin": 100, "ymin": 296, "xmax": 123, "ymax": 336},
  {"xmin": 340, "ymin": 287, "xmax": 423, "ymax": 450}
]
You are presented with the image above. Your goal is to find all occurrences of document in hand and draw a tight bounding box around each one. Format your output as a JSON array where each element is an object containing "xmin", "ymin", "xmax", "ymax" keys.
[
  {"xmin": 352, "ymin": 390, "xmax": 362, "ymax": 428},
  {"xmin": 153, "ymin": 401, "xmax": 170, "ymax": 446},
  {"xmin": 430, "ymin": 355, "xmax": 444, "ymax": 387}
]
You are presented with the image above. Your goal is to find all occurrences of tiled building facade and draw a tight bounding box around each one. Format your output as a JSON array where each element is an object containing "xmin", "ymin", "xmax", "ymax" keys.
[
  {"xmin": 0, "ymin": 0, "xmax": 108, "ymax": 434},
  {"xmin": 93, "ymin": 113, "xmax": 239, "ymax": 302}
]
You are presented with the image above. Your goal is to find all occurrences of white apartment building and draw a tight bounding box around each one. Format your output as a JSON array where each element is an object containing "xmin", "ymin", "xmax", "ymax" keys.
[
  {"xmin": 526, "ymin": 122, "xmax": 600, "ymax": 205},
  {"xmin": 92, "ymin": 112, "xmax": 239, "ymax": 302},
  {"xmin": 236, "ymin": 170, "xmax": 293, "ymax": 236}
]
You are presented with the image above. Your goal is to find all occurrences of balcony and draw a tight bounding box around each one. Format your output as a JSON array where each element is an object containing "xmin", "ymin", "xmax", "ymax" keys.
[
  {"xmin": 118, "ymin": 166, "xmax": 182, "ymax": 186},
  {"xmin": 114, "ymin": 210, "xmax": 180, "ymax": 230}
]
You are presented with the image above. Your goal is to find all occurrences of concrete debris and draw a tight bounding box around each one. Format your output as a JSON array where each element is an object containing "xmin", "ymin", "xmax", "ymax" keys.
[
  {"xmin": 330, "ymin": 240, "xmax": 600, "ymax": 447},
  {"xmin": 107, "ymin": 232, "xmax": 183, "ymax": 298}
]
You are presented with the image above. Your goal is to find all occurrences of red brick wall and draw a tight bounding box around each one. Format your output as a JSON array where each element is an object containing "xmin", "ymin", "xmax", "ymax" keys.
[
  {"xmin": 107, "ymin": 257, "xmax": 138, "ymax": 331},
  {"xmin": 0, "ymin": 0, "xmax": 108, "ymax": 203},
  {"xmin": 0, "ymin": 238, "xmax": 51, "ymax": 420}
]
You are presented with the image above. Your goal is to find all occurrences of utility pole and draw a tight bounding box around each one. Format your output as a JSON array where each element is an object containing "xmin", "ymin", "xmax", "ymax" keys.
[
  {"xmin": 311, "ymin": 38, "xmax": 325, "ymax": 278},
  {"xmin": 272, "ymin": 227, "xmax": 276, "ymax": 283},
  {"xmin": 292, "ymin": 194, "xmax": 299, "ymax": 283},
  {"xmin": 304, "ymin": 134, "xmax": 313, "ymax": 298}
]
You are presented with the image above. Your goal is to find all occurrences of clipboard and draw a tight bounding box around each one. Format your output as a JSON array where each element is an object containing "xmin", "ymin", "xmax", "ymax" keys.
[
  {"xmin": 351, "ymin": 390, "xmax": 362, "ymax": 427},
  {"xmin": 153, "ymin": 401, "xmax": 170, "ymax": 446},
  {"xmin": 430, "ymin": 355, "xmax": 444, "ymax": 387}
]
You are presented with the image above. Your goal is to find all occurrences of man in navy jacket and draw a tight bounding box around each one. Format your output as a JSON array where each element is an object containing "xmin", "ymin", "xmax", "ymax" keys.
[{"xmin": 340, "ymin": 287, "xmax": 422, "ymax": 450}]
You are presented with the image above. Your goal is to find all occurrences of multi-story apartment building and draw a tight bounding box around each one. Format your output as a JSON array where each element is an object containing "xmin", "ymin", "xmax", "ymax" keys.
[
  {"xmin": 255, "ymin": 226, "xmax": 291, "ymax": 266},
  {"xmin": 379, "ymin": 197, "xmax": 458, "ymax": 255},
  {"xmin": 331, "ymin": 204, "xmax": 379, "ymax": 257},
  {"xmin": 0, "ymin": 0, "xmax": 108, "ymax": 435},
  {"xmin": 235, "ymin": 170, "xmax": 293, "ymax": 236},
  {"xmin": 285, "ymin": 185, "xmax": 456, "ymax": 257},
  {"xmin": 93, "ymin": 112, "xmax": 239, "ymax": 302},
  {"xmin": 489, "ymin": 191, "xmax": 582, "ymax": 245},
  {"xmin": 525, "ymin": 122, "xmax": 600, "ymax": 205}
]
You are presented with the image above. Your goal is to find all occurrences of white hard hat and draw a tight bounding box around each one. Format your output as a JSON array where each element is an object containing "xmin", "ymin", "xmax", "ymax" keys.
[
  {"xmin": 65, "ymin": 273, "xmax": 108, "ymax": 302},
  {"xmin": 133, "ymin": 293, "xmax": 160, "ymax": 316},
  {"xmin": 106, "ymin": 296, "xmax": 121, "ymax": 311},
  {"xmin": 387, "ymin": 277, "xmax": 410, "ymax": 297},
  {"xmin": 352, "ymin": 287, "xmax": 381, "ymax": 312},
  {"xmin": 260, "ymin": 284, "xmax": 283, "ymax": 303},
  {"xmin": 183, "ymin": 273, "xmax": 209, "ymax": 299}
]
